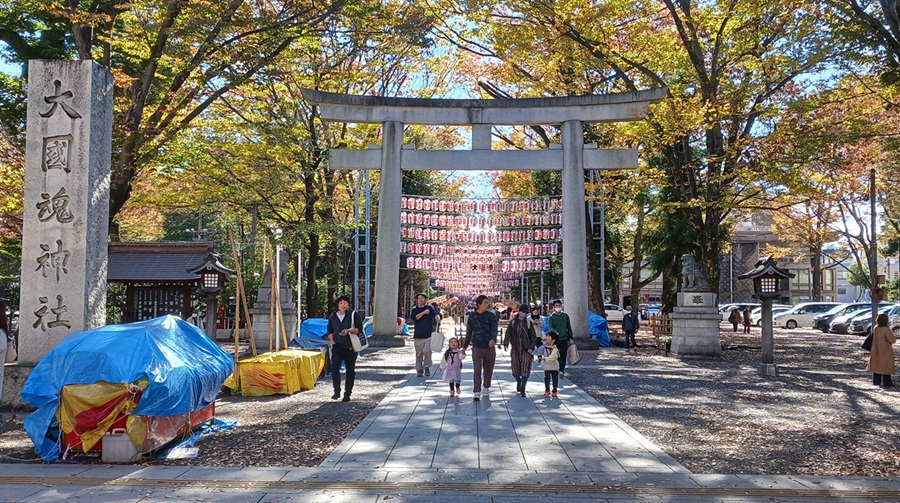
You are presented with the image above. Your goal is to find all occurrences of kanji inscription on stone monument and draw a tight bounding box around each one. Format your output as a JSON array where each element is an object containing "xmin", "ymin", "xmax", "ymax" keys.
[{"xmin": 18, "ymin": 61, "xmax": 113, "ymax": 364}]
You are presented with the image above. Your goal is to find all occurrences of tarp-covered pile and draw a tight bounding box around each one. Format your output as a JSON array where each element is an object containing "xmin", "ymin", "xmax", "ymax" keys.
[
  {"xmin": 223, "ymin": 349, "xmax": 325, "ymax": 396},
  {"xmin": 541, "ymin": 311, "xmax": 610, "ymax": 347},
  {"xmin": 22, "ymin": 315, "xmax": 234, "ymax": 461}
]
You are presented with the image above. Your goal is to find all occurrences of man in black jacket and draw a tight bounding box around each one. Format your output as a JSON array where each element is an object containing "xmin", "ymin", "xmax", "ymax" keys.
[
  {"xmin": 463, "ymin": 295, "xmax": 498, "ymax": 401},
  {"xmin": 622, "ymin": 305, "xmax": 640, "ymax": 352}
]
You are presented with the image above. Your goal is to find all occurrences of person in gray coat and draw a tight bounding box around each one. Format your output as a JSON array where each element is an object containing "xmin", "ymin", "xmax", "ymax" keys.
[{"xmin": 622, "ymin": 305, "xmax": 640, "ymax": 352}]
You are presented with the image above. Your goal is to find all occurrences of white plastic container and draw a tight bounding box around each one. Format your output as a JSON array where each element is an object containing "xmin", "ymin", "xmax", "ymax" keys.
[{"xmin": 101, "ymin": 428, "xmax": 140, "ymax": 463}]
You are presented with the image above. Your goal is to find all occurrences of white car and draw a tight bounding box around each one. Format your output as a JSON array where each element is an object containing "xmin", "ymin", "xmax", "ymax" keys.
[
  {"xmin": 603, "ymin": 304, "xmax": 625, "ymax": 322},
  {"xmin": 773, "ymin": 302, "xmax": 842, "ymax": 329},
  {"xmin": 749, "ymin": 306, "xmax": 791, "ymax": 326}
]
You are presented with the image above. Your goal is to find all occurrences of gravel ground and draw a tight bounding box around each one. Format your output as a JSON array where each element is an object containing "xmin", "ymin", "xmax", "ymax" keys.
[
  {"xmin": 571, "ymin": 323, "xmax": 900, "ymax": 477},
  {"xmin": 2, "ymin": 323, "xmax": 899, "ymax": 476},
  {"xmin": 0, "ymin": 344, "xmax": 416, "ymax": 467}
]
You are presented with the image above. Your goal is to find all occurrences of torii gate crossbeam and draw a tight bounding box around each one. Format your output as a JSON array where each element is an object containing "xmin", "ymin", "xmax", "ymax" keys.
[{"xmin": 301, "ymin": 88, "xmax": 666, "ymax": 347}]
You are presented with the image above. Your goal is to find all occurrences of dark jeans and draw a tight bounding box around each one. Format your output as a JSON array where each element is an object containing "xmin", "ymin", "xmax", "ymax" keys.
[
  {"xmin": 331, "ymin": 345, "xmax": 357, "ymax": 396},
  {"xmin": 514, "ymin": 375, "xmax": 529, "ymax": 391},
  {"xmin": 624, "ymin": 330, "xmax": 636, "ymax": 349},
  {"xmin": 556, "ymin": 338, "xmax": 569, "ymax": 373},
  {"xmin": 873, "ymin": 373, "xmax": 895, "ymax": 387},
  {"xmin": 544, "ymin": 370, "xmax": 559, "ymax": 392}
]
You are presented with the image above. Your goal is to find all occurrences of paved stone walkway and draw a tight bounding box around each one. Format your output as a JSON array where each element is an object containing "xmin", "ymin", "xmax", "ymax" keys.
[{"xmin": 322, "ymin": 351, "xmax": 687, "ymax": 474}]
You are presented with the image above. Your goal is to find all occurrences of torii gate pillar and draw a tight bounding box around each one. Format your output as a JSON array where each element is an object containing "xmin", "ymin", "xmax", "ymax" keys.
[
  {"xmin": 372, "ymin": 121, "xmax": 405, "ymax": 345},
  {"xmin": 561, "ymin": 120, "xmax": 590, "ymax": 340}
]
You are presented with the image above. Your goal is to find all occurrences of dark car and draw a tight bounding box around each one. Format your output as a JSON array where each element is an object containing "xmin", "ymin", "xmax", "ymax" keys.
[
  {"xmin": 813, "ymin": 302, "xmax": 871, "ymax": 332},
  {"xmin": 828, "ymin": 307, "xmax": 872, "ymax": 334},
  {"xmin": 848, "ymin": 304, "xmax": 897, "ymax": 336}
]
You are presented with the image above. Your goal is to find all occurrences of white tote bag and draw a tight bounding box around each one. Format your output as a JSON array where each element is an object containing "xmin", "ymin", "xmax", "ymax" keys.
[
  {"xmin": 348, "ymin": 311, "xmax": 368, "ymax": 352},
  {"xmin": 431, "ymin": 330, "xmax": 443, "ymax": 352}
]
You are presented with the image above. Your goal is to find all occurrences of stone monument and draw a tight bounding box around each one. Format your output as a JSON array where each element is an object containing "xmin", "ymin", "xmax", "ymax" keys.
[
  {"xmin": 248, "ymin": 248, "xmax": 298, "ymax": 351},
  {"xmin": 669, "ymin": 254, "xmax": 722, "ymax": 356},
  {"xmin": 17, "ymin": 60, "xmax": 113, "ymax": 365}
]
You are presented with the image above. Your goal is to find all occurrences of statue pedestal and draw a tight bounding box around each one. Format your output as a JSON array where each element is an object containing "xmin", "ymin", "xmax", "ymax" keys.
[
  {"xmin": 368, "ymin": 334, "xmax": 406, "ymax": 347},
  {"xmin": 669, "ymin": 292, "xmax": 722, "ymax": 356}
]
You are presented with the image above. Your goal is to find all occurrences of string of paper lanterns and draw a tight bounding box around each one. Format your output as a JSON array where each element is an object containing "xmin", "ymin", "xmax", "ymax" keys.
[
  {"xmin": 400, "ymin": 241, "xmax": 559, "ymax": 258},
  {"xmin": 400, "ymin": 212, "xmax": 561, "ymax": 228},
  {"xmin": 400, "ymin": 227, "xmax": 560, "ymax": 243},
  {"xmin": 401, "ymin": 196, "xmax": 561, "ymax": 213}
]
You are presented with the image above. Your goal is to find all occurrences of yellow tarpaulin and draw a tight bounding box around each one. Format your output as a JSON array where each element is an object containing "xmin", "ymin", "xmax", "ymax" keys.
[
  {"xmin": 56, "ymin": 379, "xmax": 148, "ymax": 453},
  {"xmin": 224, "ymin": 349, "xmax": 325, "ymax": 396}
]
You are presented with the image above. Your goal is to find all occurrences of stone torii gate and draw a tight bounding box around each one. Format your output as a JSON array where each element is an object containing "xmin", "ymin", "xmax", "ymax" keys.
[{"xmin": 301, "ymin": 88, "xmax": 666, "ymax": 347}]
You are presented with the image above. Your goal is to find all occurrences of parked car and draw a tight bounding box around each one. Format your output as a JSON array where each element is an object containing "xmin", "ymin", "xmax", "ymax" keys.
[
  {"xmin": 829, "ymin": 307, "xmax": 873, "ymax": 334},
  {"xmin": 772, "ymin": 302, "xmax": 842, "ymax": 329},
  {"xmin": 603, "ymin": 304, "xmax": 625, "ymax": 322},
  {"xmin": 749, "ymin": 306, "xmax": 791, "ymax": 326},
  {"xmin": 848, "ymin": 304, "xmax": 898, "ymax": 336},
  {"xmin": 718, "ymin": 303, "xmax": 761, "ymax": 321},
  {"xmin": 813, "ymin": 302, "xmax": 872, "ymax": 332}
]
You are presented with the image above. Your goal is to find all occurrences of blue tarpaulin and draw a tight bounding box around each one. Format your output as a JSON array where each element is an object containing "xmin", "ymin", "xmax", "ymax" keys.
[
  {"xmin": 299, "ymin": 316, "xmax": 409, "ymax": 339},
  {"xmin": 589, "ymin": 311, "xmax": 611, "ymax": 347},
  {"xmin": 22, "ymin": 315, "xmax": 234, "ymax": 461},
  {"xmin": 541, "ymin": 311, "xmax": 610, "ymax": 347},
  {"xmin": 299, "ymin": 318, "xmax": 329, "ymax": 339}
]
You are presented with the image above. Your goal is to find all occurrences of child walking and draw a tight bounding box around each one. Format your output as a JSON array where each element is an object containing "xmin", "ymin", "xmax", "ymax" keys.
[
  {"xmin": 439, "ymin": 337, "xmax": 465, "ymax": 397},
  {"xmin": 540, "ymin": 330, "xmax": 560, "ymax": 397}
]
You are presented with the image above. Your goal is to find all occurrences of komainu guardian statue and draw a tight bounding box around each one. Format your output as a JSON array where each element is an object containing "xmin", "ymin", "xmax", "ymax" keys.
[{"xmin": 681, "ymin": 254, "xmax": 710, "ymax": 292}]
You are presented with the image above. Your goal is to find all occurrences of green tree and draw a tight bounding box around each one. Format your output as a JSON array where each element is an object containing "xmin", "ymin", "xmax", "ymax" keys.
[{"xmin": 429, "ymin": 0, "xmax": 841, "ymax": 293}]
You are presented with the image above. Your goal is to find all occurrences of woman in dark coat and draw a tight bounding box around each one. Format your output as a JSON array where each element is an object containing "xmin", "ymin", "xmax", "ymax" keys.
[
  {"xmin": 728, "ymin": 308, "xmax": 741, "ymax": 332},
  {"xmin": 326, "ymin": 295, "xmax": 364, "ymax": 402},
  {"xmin": 503, "ymin": 303, "xmax": 538, "ymax": 397},
  {"xmin": 868, "ymin": 313, "xmax": 896, "ymax": 388}
]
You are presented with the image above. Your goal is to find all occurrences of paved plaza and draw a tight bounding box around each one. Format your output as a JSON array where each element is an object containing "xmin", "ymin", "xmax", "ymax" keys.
[{"xmin": 2, "ymin": 338, "xmax": 900, "ymax": 501}]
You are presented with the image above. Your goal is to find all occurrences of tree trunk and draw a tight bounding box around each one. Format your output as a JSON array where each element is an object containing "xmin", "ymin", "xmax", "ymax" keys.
[
  {"xmin": 305, "ymin": 234, "xmax": 319, "ymax": 318},
  {"xmin": 811, "ymin": 246, "xmax": 822, "ymax": 301}
]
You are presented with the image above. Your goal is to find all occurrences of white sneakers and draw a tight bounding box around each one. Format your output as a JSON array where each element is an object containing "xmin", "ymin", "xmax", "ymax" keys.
[
  {"xmin": 482, "ymin": 386, "xmax": 490, "ymax": 396},
  {"xmin": 474, "ymin": 392, "xmax": 482, "ymax": 401}
]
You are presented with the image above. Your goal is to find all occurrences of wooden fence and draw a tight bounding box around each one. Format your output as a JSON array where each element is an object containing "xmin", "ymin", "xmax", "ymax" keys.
[{"xmin": 648, "ymin": 312, "xmax": 672, "ymax": 355}]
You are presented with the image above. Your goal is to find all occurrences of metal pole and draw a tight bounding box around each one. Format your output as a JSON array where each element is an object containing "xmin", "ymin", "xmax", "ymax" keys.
[
  {"xmin": 730, "ymin": 249, "xmax": 734, "ymax": 303},
  {"xmin": 297, "ymin": 251, "xmax": 303, "ymax": 324},
  {"xmin": 364, "ymin": 170, "xmax": 371, "ymax": 317},
  {"xmin": 871, "ymin": 167, "xmax": 878, "ymax": 328},
  {"xmin": 600, "ymin": 180, "xmax": 606, "ymax": 303},
  {"xmin": 275, "ymin": 243, "xmax": 282, "ymax": 351},
  {"xmin": 540, "ymin": 271, "xmax": 545, "ymax": 312}
]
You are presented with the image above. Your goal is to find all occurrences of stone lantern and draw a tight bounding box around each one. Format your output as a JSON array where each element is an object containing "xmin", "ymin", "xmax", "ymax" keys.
[
  {"xmin": 187, "ymin": 253, "xmax": 235, "ymax": 339},
  {"xmin": 738, "ymin": 256, "xmax": 794, "ymax": 376}
]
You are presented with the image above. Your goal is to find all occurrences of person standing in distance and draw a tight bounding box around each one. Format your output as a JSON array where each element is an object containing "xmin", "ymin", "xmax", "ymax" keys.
[
  {"xmin": 868, "ymin": 312, "xmax": 896, "ymax": 387},
  {"xmin": 622, "ymin": 305, "xmax": 640, "ymax": 352},
  {"xmin": 463, "ymin": 295, "xmax": 499, "ymax": 401},
  {"xmin": 326, "ymin": 295, "xmax": 364, "ymax": 402},
  {"xmin": 411, "ymin": 293, "xmax": 440, "ymax": 377},
  {"xmin": 547, "ymin": 299, "xmax": 574, "ymax": 377}
]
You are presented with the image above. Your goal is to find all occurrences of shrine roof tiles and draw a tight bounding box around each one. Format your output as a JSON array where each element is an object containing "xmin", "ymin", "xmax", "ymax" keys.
[{"xmin": 107, "ymin": 242, "xmax": 218, "ymax": 283}]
